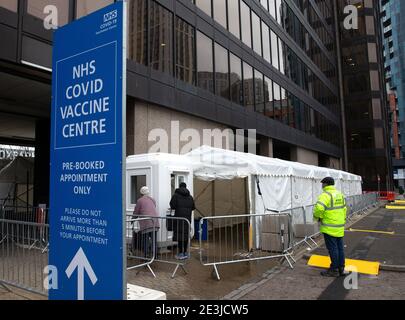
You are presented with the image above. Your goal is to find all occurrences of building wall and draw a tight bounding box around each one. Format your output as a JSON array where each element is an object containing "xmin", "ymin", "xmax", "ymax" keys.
[
  {"xmin": 129, "ymin": 99, "xmax": 231, "ymax": 155},
  {"xmin": 339, "ymin": 0, "xmax": 393, "ymax": 190},
  {"xmin": 291, "ymin": 146, "xmax": 318, "ymax": 166}
]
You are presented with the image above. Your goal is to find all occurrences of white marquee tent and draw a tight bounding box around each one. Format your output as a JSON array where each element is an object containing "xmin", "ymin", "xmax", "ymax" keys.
[{"xmin": 185, "ymin": 146, "xmax": 362, "ymax": 214}]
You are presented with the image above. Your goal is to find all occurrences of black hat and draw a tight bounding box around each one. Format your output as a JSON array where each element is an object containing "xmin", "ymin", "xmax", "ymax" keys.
[
  {"xmin": 179, "ymin": 182, "xmax": 187, "ymax": 188},
  {"xmin": 321, "ymin": 177, "xmax": 335, "ymax": 186}
]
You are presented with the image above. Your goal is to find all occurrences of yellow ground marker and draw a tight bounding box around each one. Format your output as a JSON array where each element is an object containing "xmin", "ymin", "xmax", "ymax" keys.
[
  {"xmin": 308, "ymin": 255, "xmax": 380, "ymax": 276},
  {"xmin": 347, "ymin": 228, "xmax": 395, "ymax": 235},
  {"xmin": 394, "ymin": 200, "xmax": 405, "ymax": 205},
  {"xmin": 386, "ymin": 205, "xmax": 405, "ymax": 210}
]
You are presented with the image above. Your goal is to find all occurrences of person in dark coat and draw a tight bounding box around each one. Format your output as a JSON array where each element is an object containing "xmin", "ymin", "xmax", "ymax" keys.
[{"xmin": 169, "ymin": 182, "xmax": 195, "ymax": 259}]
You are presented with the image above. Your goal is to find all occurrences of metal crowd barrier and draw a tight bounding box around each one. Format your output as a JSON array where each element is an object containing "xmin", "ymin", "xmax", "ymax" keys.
[
  {"xmin": 127, "ymin": 215, "xmax": 191, "ymax": 279},
  {"xmin": 0, "ymin": 218, "xmax": 49, "ymax": 296},
  {"xmin": 0, "ymin": 206, "xmax": 49, "ymax": 252},
  {"xmin": 126, "ymin": 217, "xmax": 157, "ymax": 277},
  {"xmin": 199, "ymin": 213, "xmax": 295, "ymax": 281},
  {"xmin": 1, "ymin": 206, "xmax": 48, "ymax": 224},
  {"xmin": 283, "ymin": 192, "xmax": 379, "ymax": 253}
]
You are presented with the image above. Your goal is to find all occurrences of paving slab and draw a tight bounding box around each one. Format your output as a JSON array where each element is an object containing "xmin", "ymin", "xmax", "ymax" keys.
[{"xmin": 234, "ymin": 207, "xmax": 405, "ymax": 300}]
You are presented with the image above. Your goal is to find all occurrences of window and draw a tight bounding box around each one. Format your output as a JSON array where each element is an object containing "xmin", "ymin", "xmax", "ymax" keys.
[
  {"xmin": 260, "ymin": 0, "xmax": 268, "ymax": 11},
  {"xmin": 252, "ymin": 11, "xmax": 262, "ymax": 56},
  {"xmin": 1, "ymin": 0, "xmax": 17, "ymax": 12},
  {"xmin": 76, "ymin": 0, "xmax": 113, "ymax": 18},
  {"xmin": 215, "ymin": 43, "xmax": 230, "ymax": 99},
  {"xmin": 150, "ymin": 2, "xmax": 173, "ymax": 75},
  {"xmin": 128, "ymin": 0, "xmax": 148, "ymax": 65},
  {"xmin": 273, "ymin": 82, "xmax": 281, "ymax": 121},
  {"xmin": 288, "ymin": 92, "xmax": 295, "ymax": 128},
  {"xmin": 27, "ymin": 0, "xmax": 69, "ymax": 26},
  {"xmin": 176, "ymin": 17, "xmax": 196, "ymax": 85},
  {"xmin": 240, "ymin": 1, "xmax": 251, "ymax": 48},
  {"xmin": 230, "ymin": 53, "xmax": 243, "ymax": 105},
  {"xmin": 197, "ymin": 31, "xmax": 214, "ymax": 93},
  {"xmin": 243, "ymin": 62, "xmax": 254, "ymax": 111},
  {"xmin": 269, "ymin": 0, "xmax": 276, "ymax": 19},
  {"xmin": 275, "ymin": 0, "xmax": 283, "ymax": 24},
  {"xmin": 262, "ymin": 22, "xmax": 271, "ymax": 64},
  {"xmin": 264, "ymin": 76, "xmax": 273, "ymax": 118},
  {"xmin": 280, "ymin": 87, "xmax": 288, "ymax": 124},
  {"xmin": 278, "ymin": 38, "xmax": 285, "ymax": 74},
  {"xmin": 254, "ymin": 70, "xmax": 264, "ymax": 113},
  {"xmin": 213, "ymin": 0, "xmax": 227, "ymax": 29},
  {"xmin": 196, "ymin": 0, "xmax": 211, "ymax": 17},
  {"xmin": 228, "ymin": 0, "xmax": 240, "ymax": 39},
  {"xmin": 270, "ymin": 30, "xmax": 279, "ymax": 70}
]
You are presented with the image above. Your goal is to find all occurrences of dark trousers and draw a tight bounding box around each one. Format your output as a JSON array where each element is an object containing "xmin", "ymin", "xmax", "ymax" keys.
[
  {"xmin": 324, "ymin": 233, "xmax": 345, "ymax": 270},
  {"xmin": 178, "ymin": 238, "xmax": 189, "ymax": 254},
  {"xmin": 133, "ymin": 231, "xmax": 158, "ymax": 258}
]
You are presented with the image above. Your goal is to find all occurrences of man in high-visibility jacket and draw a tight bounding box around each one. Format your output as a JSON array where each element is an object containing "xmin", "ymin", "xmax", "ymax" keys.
[{"xmin": 313, "ymin": 177, "xmax": 347, "ymax": 277}]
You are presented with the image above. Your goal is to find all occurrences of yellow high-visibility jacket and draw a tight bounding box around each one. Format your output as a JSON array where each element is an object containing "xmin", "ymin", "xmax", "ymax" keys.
[{"xmin": 313, "ymin": 186, "xmax": 347, "ymax": 238}]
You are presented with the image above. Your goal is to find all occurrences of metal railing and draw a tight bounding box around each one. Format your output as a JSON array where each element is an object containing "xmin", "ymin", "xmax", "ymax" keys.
[
  {"xmin": 198, "ymin": 213, "xmax": 295, "ymax": 280},
  {"xmin": 126, "ymin": 217, "xmax": 157, "ymax": 277},
  {"xmin": 280, "ymin": 192, "xmax": 379, "ymax": 253},
  {"xmin": 0, "ymin": 217, "xmax": 49, "ymax": 296},
  {"xmin": 126, "ymin": 215, "xmax": 191, "ymax": 279}
]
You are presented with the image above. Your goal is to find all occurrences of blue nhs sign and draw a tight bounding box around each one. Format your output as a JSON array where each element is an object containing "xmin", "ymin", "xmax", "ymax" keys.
[{"xmin": 49, "ymin": 2, "xmax": 127, "ymax": 300}]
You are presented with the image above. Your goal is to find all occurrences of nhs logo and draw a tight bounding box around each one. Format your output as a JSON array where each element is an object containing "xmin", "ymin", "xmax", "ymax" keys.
[{"xmin": 103, "ymin": 10, "xmax": 117, "ymax": 23}]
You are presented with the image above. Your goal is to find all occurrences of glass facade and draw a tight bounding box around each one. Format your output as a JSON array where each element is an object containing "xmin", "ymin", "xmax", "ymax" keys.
[
  {"xmin": 339, "ymin": 0, "xmax": 392, "ymax": 189},
  {"xmin": 10, "ymin": 0, "xmax": 343, "ymax": 152},
  {"xmin": 124, "ymin": 0, "xmax": 341, "ymax": 147},
  {"xmin": 196, "ymin": 31, "xmax": 214, "ymax": 93},
  {"xmin": 381, "ymin": 0, "xmax": 405, "ymax": 188},
  {"xmin": 1, "ymin": 0, "xmax": 17, "ymax": 12},
  {"xmin": 176, "ymin": 17, "xmax": 196, "ymax": 85},
  {"xmin": 149, "ymin": 1, "xmax": 173, "ymax": 75}
]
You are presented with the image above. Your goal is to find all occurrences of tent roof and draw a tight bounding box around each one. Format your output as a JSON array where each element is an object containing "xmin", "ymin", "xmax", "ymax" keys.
[{"xmin": 184, "ymin": 146, "xmax": 362, "ymax": 181}]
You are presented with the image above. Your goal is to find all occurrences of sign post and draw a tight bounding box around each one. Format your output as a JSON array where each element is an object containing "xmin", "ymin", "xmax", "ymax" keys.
[{"xmin": 49, "ymin": 1, "xmax": 127, "ymax": 300}]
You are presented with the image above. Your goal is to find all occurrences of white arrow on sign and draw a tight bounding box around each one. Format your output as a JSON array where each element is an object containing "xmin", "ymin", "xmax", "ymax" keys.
[{"xmin": 66, "ymin": 247, "xmax": 98, "ymax": 300}]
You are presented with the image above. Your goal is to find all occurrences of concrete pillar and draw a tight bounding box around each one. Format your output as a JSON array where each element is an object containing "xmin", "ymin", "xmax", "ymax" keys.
[
  {"xmin": 33, "ymin": 119, "xmax": 50, "ymax": 207},
  {"xmin": 260, "ymin": 138, "xmax": 273, "ymax": 158},
  {"xmin": 126, "ymin": 99, "xmax": 135, "ymax": 156},
  {"xmin": 291, "ymin": 147, "xmax": 318, "ymax": 166}
]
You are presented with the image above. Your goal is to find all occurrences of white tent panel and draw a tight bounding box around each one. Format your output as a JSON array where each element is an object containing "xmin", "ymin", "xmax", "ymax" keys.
[
  {"xmin": 291, "ymin": 177, "xmax": 313, "ymax": 208},
  {"xmin": 256, "ymin": 176, "xmax": 292, "ymax": 212}
]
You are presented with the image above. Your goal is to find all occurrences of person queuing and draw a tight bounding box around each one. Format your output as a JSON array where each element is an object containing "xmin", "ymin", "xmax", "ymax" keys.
[
  {"xmin": 132, "ymin": 186, "xmax": 160, "ymax": 258},
  {"xmin": 170, "ymin": 182, "xmax": 196, "ymax": 260}
]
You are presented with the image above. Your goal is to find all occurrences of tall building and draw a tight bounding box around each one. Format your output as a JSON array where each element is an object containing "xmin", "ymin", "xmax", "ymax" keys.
[
  {"xmin": 0, "ymin": 0, "xmax": 392, "ymax": 205},
  {"xmin": 380, "ymin": 0, "xmax": 405, "ymax": 188},
  {"xmin": 337, "ymin": 0, "xmax": 393, "ymax": 191}
]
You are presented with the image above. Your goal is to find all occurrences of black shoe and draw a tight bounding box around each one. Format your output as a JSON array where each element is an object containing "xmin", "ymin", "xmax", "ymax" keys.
[
  {"xmin": 321, "ymin": 269, "xmax": 340, "ymax": 277},
  {"xmin": 338, "ymin": 267, "xmax": 347, "ymax": 277}
]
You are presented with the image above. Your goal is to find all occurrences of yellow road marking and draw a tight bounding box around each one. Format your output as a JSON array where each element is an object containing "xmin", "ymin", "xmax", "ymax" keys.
[
  {"xmin": 386, "ymin": 205, "xmax": 405, "ymax": 210},
  {"xmin": 394, "ymin": 200, "xmax": 405, "ymax": 205},
  {"xmin": 347, "ymin": 228, "xmax": 395, "ymax": 235},
  {"xmin": 308, "ymin": 255, "xmax": 380, "ymax": 276}
]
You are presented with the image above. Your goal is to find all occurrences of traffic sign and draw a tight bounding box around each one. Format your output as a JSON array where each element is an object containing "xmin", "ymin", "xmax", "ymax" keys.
[{"xmin": 49, "ymin": 1, "xmax": 127, "ymax": 300}]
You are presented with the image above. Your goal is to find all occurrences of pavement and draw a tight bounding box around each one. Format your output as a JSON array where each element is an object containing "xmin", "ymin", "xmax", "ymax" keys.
[
  {"xmin": 2, "ymin": 204, "xmax": 404, "ymax": 300},
  {"xmin": 228, "ymin": 205, "xmax": 405, "ymax": 300}
]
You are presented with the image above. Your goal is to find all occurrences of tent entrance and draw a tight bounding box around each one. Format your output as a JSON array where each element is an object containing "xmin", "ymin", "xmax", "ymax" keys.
[
  {"xmin": 194, "ymin": 178, "xmax": 250, "ymax": 219},
  {"xmin": 193, "ymin": 178, "xmax": 252, "ymax": 255}
]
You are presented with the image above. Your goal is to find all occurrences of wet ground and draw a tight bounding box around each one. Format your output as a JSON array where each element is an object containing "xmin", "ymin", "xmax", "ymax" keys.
[
  {"xmin": 234, "ymin": 205, "xmax": 405, "ymax": 300},
  {"xmin": 127, "ymin": 240, "xmax": 281, "ymax": 300},
  {"xmin": 2, "ymin": 204, "xmax": 404, "ymax": 300}
]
